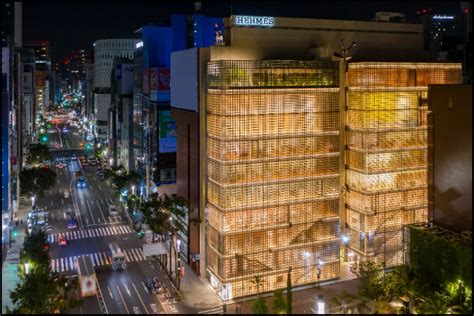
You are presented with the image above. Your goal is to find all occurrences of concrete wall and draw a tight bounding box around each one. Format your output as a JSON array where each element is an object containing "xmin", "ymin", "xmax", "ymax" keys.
[
  {"xmin": 428, "ymin": 84, "xmax": 472, "ymax": 232},
  {"xmin": 223, "ymin": 16, "xmax": 424, "ymax": 60}
]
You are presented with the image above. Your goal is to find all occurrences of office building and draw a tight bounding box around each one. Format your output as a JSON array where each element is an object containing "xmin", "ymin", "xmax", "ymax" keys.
[{"xmin": 93, "ymin": 39, "xmax": 139, "ymax": 145}]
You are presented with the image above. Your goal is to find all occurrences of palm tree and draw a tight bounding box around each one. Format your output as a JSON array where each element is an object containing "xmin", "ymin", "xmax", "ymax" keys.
[
  {"xmin": 251, "ymin": 275, "xmax": 264, "ymax": 295},
  {"xmin": 386, "ymin": 265, "xmax": 420, "ymax": 314}
]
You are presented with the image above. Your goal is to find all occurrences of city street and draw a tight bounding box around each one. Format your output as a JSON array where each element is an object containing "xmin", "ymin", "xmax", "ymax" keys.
[{"xmin": 33, "ymin": 122, "xmax": 172, "ymax": 314}]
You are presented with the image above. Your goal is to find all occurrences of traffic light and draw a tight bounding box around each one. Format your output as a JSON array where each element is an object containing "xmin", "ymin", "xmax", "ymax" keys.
[
  {"xmin": 39, "ymin": 135, "xmax": 49, "ymax": 143},
  {"xmin": 85, "ymin": 143, "xmax": 92, "ymax": 150}
]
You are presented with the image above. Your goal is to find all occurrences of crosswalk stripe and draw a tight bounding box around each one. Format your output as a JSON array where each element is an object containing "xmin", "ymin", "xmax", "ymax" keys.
[
  {"xmin": 69, "ymin": 257, "xmax": 74, "ymax": 270},
  {"xmin": 111, "ymin": 226, "xmax": 118, "ymax": 234},
  {"xmin": 66, "ymin": 232, "xmax": 71, "ymax": 239},
  {"xmin": 72, "ymin": 231, "xmax": 77, "ymax": 239},
  {"xmin": 125, "ymin": 249, "xmax": 134, "ymax": 262},
  {"xmin": 132, "ymin": 249, "xmax": 140, "ymax": 261},
  {"xmin": 105, "ymin": 253, "xmax": 111, "ymax": 265},
  {"xmin": 124, "ymin": 226, "xmax": 131, "ymax": 233},
  {"xmin": 95, "ymin": 228, "xmax": 100, "ymax": 236},
  {"xmin": 106, "ymin": 227, "xmax": 113, "ymax": 236},
  {"xmin": 61, "ymin": 258, "xmax": 65, "ymax": 272},
  {"xmin": 90, "ymin": 254, "xmax": 96, "ymax": 267},
  {"xmin": 119, "ymin": 226, "xmax": 126, "ymax": 234},
  {"xmin": 89, "ymin": 229, "xmax": 95, "ymax": 237},
  {"xmin": 137, "ymin": 248, "xmax": 145, "ymax": 260},
  {"xmin": 94, "ymin": 253, "xmax": 100, "ymax": 266}
]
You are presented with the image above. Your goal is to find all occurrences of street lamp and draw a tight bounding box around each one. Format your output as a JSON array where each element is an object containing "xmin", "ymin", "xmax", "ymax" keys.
[
  {"xmin": 24, "ymin": 262, "xmax": 30, "ymax": 275},
  {"xmin": 316, "ymin": 257, "xmax": 323, "ymax": 288},
  {"xmin": 131, "ymin": 185, "xmax": 135, "ymax": 195},
  {"xmin": 31, "ymin": 196, "xmax": 36, "ymax": 208}
]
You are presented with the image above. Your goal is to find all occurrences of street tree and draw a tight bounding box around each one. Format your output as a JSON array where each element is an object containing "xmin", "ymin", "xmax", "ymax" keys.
[
  {"xmin": 19, "ymin": 167, "xmax": 57, "ymax": 198},
  {"xmin": 6, "ymin": 269, "xmax": 82, "ymax": 314},
  {"xmin": 272, "ymin": 289, "xmax": 287, "ymax": 314},
  {"xmin": 26, "ymin": 143, "xmax": 52, "ymax": 166},
  {"xmin": 140, "ymin": 193, "xmax": 187, "ymax": 288},
  {"xmin": 251, "ymin": 296, "xmax": 268, "ymax": 314},
  {"xmin": 350, "ymin": 260, "xmax": 386, "ymax": 301},
  {"xmin": 286, "ymin": 267, "xmax": 293, "ymax": 314}
]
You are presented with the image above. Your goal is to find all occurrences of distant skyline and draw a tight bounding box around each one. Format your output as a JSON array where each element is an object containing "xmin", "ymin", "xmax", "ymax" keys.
[{"xmin": 22, "ymin": 1, "xmax": 461, "ymax": 60}]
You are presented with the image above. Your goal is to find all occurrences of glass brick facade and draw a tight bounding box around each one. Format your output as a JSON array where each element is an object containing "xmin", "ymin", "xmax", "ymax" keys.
[
  {"xmin": 205, "ymin": 60, "xmax": 341, "ymax": 299},
  {"xmin": 345, "ymin": 62, "xmax": 463, "ymax": 267}
]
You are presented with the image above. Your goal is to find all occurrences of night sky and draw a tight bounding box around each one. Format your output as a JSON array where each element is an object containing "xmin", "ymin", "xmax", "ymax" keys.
[{"xmin": 22, "ymin": 1, "xmax": 460, "ymax": 60}]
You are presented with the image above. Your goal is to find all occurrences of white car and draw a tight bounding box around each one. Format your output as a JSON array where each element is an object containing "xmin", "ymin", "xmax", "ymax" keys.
[
  {"xmin": 64, "ymin": 190, "xmax": 70, "ymax": 198},
  {"xmin": 109, "ymin": 204, "xmax": 118, "ymax": 216}
]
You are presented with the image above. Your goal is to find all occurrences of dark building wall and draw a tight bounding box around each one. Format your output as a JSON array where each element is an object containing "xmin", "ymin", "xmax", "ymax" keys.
[
  {"xmin": 172, "ymin": 108, "xmax": 201, "ymax": 275},
  {"xmin": 428, "ymin": 84, "xmax": 472, "ymax": 232}
]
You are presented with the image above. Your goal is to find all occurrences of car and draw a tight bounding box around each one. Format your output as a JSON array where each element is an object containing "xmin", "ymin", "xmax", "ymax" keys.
[
  {"xmin": 77, "ymin": 176, "xmax": 86, "ymax": 188},
  {"xmin": 58, "ymin": 234, "xmax": 67, "ymax": 246},
  {"xmin": 109, "ymin": 204, "xmax": 118, "ymax": 216},
  {"xmin": 67, "ymin": 219, "xmax": 78, "ymax": 229},
  {"xmin": 64, "ymin": 190, "xmax": 70, "ymax": 198},
  {"xmin": 146, "ymin": 277, "xmax": 161, "ymax": 294}
]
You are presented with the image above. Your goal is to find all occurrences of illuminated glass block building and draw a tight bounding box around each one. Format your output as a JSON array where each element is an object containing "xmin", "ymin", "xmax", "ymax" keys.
[
  {"xmin": 205, "ymin": 60, "xmax": 341, "ymax": 299},
  {"xmin": 344, "ymin": 62, "xmax": 463, "ymax": 267}
]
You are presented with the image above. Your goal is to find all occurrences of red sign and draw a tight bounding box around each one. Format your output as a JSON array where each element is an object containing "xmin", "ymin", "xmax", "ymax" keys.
[
  {"xmin": 158, "ymin": 68, "xmax": 170, "ymax": 91},
  {"xmin": 149, "ymin": 68, "xmax": 158, "ymax": 93}
]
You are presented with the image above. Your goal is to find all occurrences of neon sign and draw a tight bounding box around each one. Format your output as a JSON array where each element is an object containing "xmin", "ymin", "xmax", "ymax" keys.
[
  {"xmin": 433, "ymin": 15, "xmax": 454, "ymax": 20},
  {"xmin": 233, "ymin": 15, "xmax": 275, "ymax": 27}
]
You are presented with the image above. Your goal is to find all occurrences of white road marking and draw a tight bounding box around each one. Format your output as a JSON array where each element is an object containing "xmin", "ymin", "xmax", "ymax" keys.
[
  {"xmin": 85, "ymin": 217, "xmax": 89, "ymax": 224},
  {"xmin": 108, "ymin": 286, "xmax": 114, "ymax": 299},
  {"xmin": 97, "ymin": 217, "xmax": 101, "ymax": 223},
  {"xmin": 96, "ymin": 200, "xmax": 107, "ymax": 223},
  {"xmin": 62, "ymin": 199, "xmax": 64, "ymax": 205},
  {"xmin": 124, "ymin": 283, "xmax": 131, "ymax": 297},
  {"xmin": 142, "ymin": 281, "xmax": 148, "ymax": 293},
  {"xmin": 98, "ymin": 183, "xmax": 102, "ymax": 190},
  {"xmin": 51, "ymin": 200, "xmax": 54, "ymax": 206},
  {"xmin": 116, "ymin": 285, "xmax": 130, "ymax": 314},
  {"xmin": 132, "ymin": 282, "xmax": 149, "ymax": 314},
  {"xmin": 86, "ymin": 201, "xmax": 96, "ymax": 224}
]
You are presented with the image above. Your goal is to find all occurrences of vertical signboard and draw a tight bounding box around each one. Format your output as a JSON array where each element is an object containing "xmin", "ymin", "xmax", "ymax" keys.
[
  {"xmin": 149, "ymin": 68, "xmax": 158, "ymax": 101},
  {"xmin": 2, "ymin": 46, "xmax": 9, "ymax": 213},
  {"xmin": 157, "ymin": 68, "xmax": 170, "ymax": 102},
  {"xmin": 34, "ymin": 71, "xmax": 45, "ymax": 88},
  {"xmin": 158, "ymin": 110, "xmax": 176, "ymax": 153}
]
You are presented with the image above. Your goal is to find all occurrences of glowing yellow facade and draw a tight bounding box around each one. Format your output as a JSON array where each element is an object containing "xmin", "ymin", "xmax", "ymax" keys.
[
  {"xmin": 345, "ymin": 62, "xmax": 462, "ymax": 267},
  {"xmin": 205, "ymin": 60, "xmax": 340, "ymax": 299},
  {"xmin": 204, "ymin": 60, "xmax": 462, "ymax": 299}
]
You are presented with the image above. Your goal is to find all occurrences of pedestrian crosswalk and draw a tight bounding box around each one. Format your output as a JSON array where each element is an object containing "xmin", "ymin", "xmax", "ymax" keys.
[
  {"xmin": 48, "ymin": 225, "xmax": 132, "ymax": 243},
  {"xmin": 50, "ymin": 248, "xmax": 146, "ymax": 273}
]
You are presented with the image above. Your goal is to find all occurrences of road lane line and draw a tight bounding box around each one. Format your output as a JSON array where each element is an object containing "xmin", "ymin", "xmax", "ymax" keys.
[
  {"xmin": 98, "ymin": 183, "xmax": 102, "ymax": 190},
  {"xmin": 116, "ymin": 285, "xmax": 130, "ymax": 314},
  {"xmin": 123, "ymin": 283, "xmax": 132, "ymax": 297},
  {"xmin": 97, "ymin": 217, "xmax": 101, "ymax": 223},
  {"xmin": 62, "ymin": 199, "xmax": 64, "ymax": 205},
  {"xmin": 141, "ymin": 281, "xmax": 148, "ymax": 293},
  {"xmin": 51, "ymin": 200, "xmax": 54, "ymax": 206},
  {"xmin": 95, "ymin": 278, "xmax": 109, "ymax": 314},
  {"xmin": 86, "ymin": 201, "xmax": 96, "ymax": 225},
  {"xmin": 132, "ymin": 282, "xmax": 149, "ymax": 314},
  {"xmin": 96, "ymin": 200, "xmax": 107, "ymax": 223},
  {"xmin": 108, "ymin": 286, "xmax": 114, "ymax": 299}
]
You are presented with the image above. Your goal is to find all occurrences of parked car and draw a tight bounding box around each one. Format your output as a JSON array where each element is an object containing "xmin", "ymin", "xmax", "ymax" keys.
[
  {"xmin": 109, "ymin": 204, "xmax": 118, "ymax": 216},
  {"xmin": 64, "ymin": 190, "xmax": 70, "ymax": 198}
]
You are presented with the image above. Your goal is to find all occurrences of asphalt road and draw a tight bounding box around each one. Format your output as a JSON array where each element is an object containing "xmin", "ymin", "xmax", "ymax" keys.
[{"xmin": 34, "ymin": 120, "xmax": 170, "ymax": 314}]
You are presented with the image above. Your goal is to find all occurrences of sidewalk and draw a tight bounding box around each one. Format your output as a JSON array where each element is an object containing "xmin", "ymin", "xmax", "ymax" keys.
[
  {"xmin": 178, "ymin": 260, "xmax": 222, "ymax": 313},
  {"xmin": 224, "ymin": 278, "xmax": 361, "ymax": 314},
  {"xmin": 1, "ymin": 199, "xmax": 32, "ymax": 313}
]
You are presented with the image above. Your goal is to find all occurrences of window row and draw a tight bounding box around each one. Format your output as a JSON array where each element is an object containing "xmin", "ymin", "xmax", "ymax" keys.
[{"xmin": 347, "ymin": 169, "xmax": 427, "ymax": 193}]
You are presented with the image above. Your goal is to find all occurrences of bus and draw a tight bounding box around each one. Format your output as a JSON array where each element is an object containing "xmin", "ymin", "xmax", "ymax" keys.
[{"xmin": 76, "ymin": 255, "xmax": 97, "ymax": 297}]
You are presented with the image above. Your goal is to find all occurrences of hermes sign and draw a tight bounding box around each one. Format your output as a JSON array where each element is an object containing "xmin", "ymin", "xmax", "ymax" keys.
[{"xmin": 233, "ymin": 15, "xmax": 275, "ymax": 27}]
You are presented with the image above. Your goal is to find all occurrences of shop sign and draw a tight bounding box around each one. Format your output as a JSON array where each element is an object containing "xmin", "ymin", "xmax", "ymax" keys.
[{"xmin": 233, "ymin": 15, "xmax": 275, "ymax": 27}]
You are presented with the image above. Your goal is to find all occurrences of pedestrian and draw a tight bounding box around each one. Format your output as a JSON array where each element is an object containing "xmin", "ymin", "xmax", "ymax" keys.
[{"xmin": 20, "ymin": 219, "xmax": 23, "ymax": 226}]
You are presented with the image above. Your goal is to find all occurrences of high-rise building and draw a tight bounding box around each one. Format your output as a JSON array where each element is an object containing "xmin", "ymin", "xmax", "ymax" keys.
[{"xmin": 92, "ymin": 39, "xmax": 139, "ymax": 146}]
